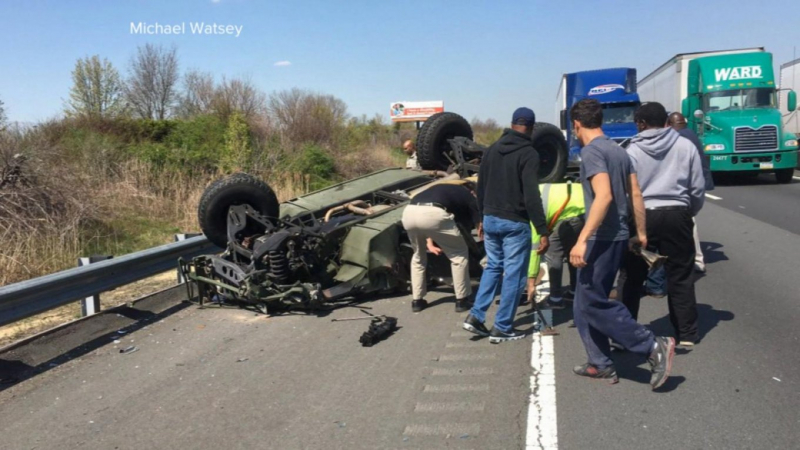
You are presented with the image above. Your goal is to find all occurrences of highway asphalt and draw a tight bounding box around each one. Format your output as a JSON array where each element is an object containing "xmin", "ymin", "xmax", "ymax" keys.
[{"xmin": 1, "ymin": 171, "xmax": 799, "ymax": 449}]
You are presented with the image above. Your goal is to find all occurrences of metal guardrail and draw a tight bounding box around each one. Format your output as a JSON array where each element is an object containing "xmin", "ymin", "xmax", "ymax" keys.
[{"xmin": 0, "ymin": 235, "xmax": 219, "ymax": 328}]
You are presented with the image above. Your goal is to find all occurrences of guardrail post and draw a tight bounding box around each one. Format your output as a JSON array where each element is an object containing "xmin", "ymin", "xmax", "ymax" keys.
[
  {"xmin": 175, "ymin": 233, "xmax": 202, "ymax": 283},
  {"xmin": 78, "ymin": 255, "xmax": 113, "ymax": 317}
]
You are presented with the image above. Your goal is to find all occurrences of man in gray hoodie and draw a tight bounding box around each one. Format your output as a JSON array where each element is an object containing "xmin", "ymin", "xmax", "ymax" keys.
[{"xmin": 620, "ymin": 102, "xmax": 705, "ymax": 347}]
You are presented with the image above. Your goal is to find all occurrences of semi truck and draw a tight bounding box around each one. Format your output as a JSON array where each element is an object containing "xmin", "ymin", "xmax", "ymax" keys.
[
  {"xmin": 779, "ymin": 58, "xmax": 800, "ymax": 138},
  {"xmin": 638, "ymin": 47, "xmax": 799, "ymax": 183},
  {"xmin": 556, "ymin": 68, "xmax": 641, "ymax": 168}
]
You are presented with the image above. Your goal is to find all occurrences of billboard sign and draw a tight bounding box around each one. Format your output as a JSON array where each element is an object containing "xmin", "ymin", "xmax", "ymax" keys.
[{"xmin": 389, "ymin": 101, "xmax": 444, "ymax": 122}]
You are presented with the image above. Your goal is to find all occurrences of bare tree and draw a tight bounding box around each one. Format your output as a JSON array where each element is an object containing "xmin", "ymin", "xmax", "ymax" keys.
[
  {"xmin": 125, "ymin": 44, "xmax": 179, "ymax": 120},
  {"xmin": 212, "ymin": 76, "xmax": 267, "ymax": 119},
  {"xmin": 0, "ymin": 97, "xmax": 6, "ymax": 128},
  {"xmin": 66, "ymin": 55, "xmax": 125, "ymax": 118},
  {"xmin": 176, "ymin": 70, "xmax": 216, "ymax": 118},
  {"xmin": 269, "ymin": 88, "xmax": 348, "ymax": 145}
]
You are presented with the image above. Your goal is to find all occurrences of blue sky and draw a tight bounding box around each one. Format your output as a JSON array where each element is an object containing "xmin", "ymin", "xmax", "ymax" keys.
[{"xmin": 1, "ymin": 0, "xmax": 799, "ymax": 125}]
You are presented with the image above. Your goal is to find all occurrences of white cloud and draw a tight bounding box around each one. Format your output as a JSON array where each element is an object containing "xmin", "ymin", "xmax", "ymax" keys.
[
  {"xmin": 211, "ymin": 0, "xmax": 222, "ymax": 3},
  {"xmin": 273, "ymin": 61, "xmax": 292, "ymax": 67}
]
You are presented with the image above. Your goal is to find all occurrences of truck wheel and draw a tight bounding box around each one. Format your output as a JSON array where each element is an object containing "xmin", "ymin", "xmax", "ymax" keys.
[
  {"xmin": 775, "ymin": 168, "xmax": 794, "ymax": 184},
  {"xmin": 531, "ymin": 123, "xmax": 568, "ymax": 183},
  {"xmin": 417, "ymin": 112, "xmax": 473, "ymax": 170},
  {"xmin": 198, "ymin": 173, "xmax": 280, "ymax": 248}
]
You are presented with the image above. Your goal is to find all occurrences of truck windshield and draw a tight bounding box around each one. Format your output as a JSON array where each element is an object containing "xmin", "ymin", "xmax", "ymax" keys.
[
  {"xmin": 704, "ymin": 88, "xmax": 776, "ymax": 112},
  {"xmin": 602, "ymin": 102, "xmax": 637, "ymax": 124}
]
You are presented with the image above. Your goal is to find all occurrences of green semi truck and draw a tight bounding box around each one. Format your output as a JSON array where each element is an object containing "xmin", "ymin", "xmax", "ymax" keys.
[{"xmin": 638, "ymin": 47, "xmax": 799, "ymax": 183}]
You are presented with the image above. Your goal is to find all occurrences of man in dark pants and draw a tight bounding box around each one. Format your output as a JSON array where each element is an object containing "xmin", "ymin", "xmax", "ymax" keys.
[
  {"xmin": 621, "ymin": 104, "xmax": 705, "ymax": 348},
  {"xmin": 568, "ymin": 99, "xmax": 675, "ymax": 389},
  {"xmin": 463, "ymin": 107, "xmax": 550, "ymax": 344},
  {"xmin": 646, "ymin": 112, "xmax": 713, "ymax": 294}
]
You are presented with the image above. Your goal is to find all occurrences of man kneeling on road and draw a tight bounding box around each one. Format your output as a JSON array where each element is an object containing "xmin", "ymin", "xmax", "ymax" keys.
[
  {"xmin": 402, "ymin": 181, "xmax": 481, "ymax": 313},
  {"xmin": 527, "ymin": 182, "xmax": 585, "ymax": 310}
]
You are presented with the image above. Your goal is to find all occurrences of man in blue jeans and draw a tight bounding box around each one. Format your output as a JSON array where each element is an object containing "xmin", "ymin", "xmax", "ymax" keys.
[
  {"xmin": 463, "ymin": 107, "xmax": 550, "ymax": 344},
  {"xmin": 567, "ymin": 99, "xmax": 676, "ymax": 390}
]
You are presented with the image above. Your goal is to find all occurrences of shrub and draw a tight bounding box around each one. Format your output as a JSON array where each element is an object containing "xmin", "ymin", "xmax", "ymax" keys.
[
  {"xmin": 162, "ymin": 114, "xmax": 226, "ymax": 171},
  {"xmin": 221, "ymin": 112, "xmax": 252, "ymax": 172},
  {"xmin": 292, "ymin": 143, "xmax": 336, "ymax": 190}
]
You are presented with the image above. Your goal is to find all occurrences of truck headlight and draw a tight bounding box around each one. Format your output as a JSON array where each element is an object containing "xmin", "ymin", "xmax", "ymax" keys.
[
  {"xmin": 705, "ymin": 144, "xmax": 725, "ymax": 151},
  {"xmin": 785, "ymin": 139, "xmax": 798, "ymax": 148}
]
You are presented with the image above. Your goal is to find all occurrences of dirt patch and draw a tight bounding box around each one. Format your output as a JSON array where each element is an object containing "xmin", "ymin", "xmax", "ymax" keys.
[{"xmin": 0, "ymin": 271, "xmax": 177, "ymax": 348}]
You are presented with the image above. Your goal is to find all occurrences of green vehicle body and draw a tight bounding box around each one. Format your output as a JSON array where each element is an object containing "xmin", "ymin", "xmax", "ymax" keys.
[
  {"xmin": 181, "ymin": 166, "xmax": 483, "ymax": 312},
  {"xmin": 681, "ymin": 52, "xmax": 799, "ymax": 172}
]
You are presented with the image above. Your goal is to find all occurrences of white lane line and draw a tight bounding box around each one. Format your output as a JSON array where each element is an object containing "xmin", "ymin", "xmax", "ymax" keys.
[
  {"xmin": 439, "ymin": 353, "xmax": 496, "ymax": 361},
  {"xmin": 403, "ymin": 423, "xmax": 480, "ymax": 436},
  {"xmin": 705, "ymin": 193, "xmax": 723, "ymax": 200},
  {"xmin": 423, "ymin": 383, "xmax": 490, "ymax": 393},
  {"xmin": 445, "ymin": 341, "xmax": 479, "ymax": 348},
  {"xmin": 526, "ymin": 333, "xmax": 558, "ymax": 450},
  {"xmin": 432, "ymin": 367, "xmax": 494, "ymax": 376},
  {"xmin": 414, "ymin": 401, "xmax": 485, "ymax": 412}
]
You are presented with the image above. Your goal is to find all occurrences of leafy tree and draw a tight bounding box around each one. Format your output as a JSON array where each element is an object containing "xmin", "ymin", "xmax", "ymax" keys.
[
  {"xmin": 125, "ymin": 44, "xmax": 179, "ymax": 120},
  {"xmin": 67, "ymin": 55, "xmax": 125, "ymax": 118},
  {"xmin": 221, "ymin": 112, "xmax": 252, "ymax": 172}
]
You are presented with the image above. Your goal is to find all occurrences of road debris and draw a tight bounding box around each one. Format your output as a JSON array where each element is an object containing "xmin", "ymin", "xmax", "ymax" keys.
[
  {"xmin": 359, "ymin": 316, "xmax": 398, "ymax": 347},
  {"xmin": 120, "ymin": 346, "xmax": 138, "ymax": 355},
  {"xmin": 773, "ymin": 377, "xmax": 781, "ymax": 382},
  {"xmin": 236, "ymin": 358, "xmax": 249, "ymax": 363}
]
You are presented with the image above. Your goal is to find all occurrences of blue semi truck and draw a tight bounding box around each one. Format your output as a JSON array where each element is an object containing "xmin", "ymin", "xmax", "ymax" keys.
[{"xmin": 555, "ymin": 68, "xmax": 641, "ymax": 168}]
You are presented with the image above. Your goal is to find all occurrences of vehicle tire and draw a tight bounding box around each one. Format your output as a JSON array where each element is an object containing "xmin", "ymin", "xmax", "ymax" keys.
[
  {"xmin": 198, "ymin": 173, "xmax": 280, "ymax": 248},
  {"xmin": 531, "ymin": 123, "xmax": 568, "ymax": 183},
  {"xmin": 414, "ymin": 111, "xmax": 444, "ymax": 159},
  {"xmin": 775, "ymin": 168, "xmax": 794, "ymax": 184},
  {"xmin": 417, "ymin": 112, "xmax": 473, "ymax": 170}
]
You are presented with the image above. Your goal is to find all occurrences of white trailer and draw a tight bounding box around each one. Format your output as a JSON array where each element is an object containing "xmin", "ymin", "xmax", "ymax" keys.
[
  {"xmin": 638, "ymin": 47, "xmax": 764, "ymax": 113},
  {"xmin": 555, "ymin": 75, "xmax": 567, "ymax": 138},
  {"xmin": 780, "ymin": 58, "xmax": 800, "ymax": 136}
]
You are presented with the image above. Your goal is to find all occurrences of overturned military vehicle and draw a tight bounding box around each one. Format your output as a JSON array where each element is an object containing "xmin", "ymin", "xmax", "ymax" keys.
[{"xmin": 179, "ymin": 112, "xmax": 567, "ymax": 313}]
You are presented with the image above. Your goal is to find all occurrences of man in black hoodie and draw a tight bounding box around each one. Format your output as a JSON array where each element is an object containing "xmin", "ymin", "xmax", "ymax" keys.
[{"xmin": 463, "ymin": 107, "xmax": 549, "ymax": 343}]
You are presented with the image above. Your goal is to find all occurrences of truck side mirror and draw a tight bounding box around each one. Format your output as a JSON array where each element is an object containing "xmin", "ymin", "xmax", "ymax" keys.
[
  {"xmin": 788, "ymin": 90, "xmax": 797, "ymax": 112},
  {"xmin": 560, "ymin": 110, "xmax": 567, "ymax": 130}
]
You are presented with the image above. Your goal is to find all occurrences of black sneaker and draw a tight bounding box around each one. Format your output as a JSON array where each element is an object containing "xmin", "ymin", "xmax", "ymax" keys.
[
  {"xmin": 462, "ymin": 314, "xmax": 490, "ymax": 337},
  {"xmin": 411, "ymin": 299, "xmax": 428, "ymax": 312},
  {"xmin": 489, "ymin": 328, "xmax": 525, "ymax": 344},
  {"xmin": 454, "ymin": 298, "xmax": 471, "ymax": 313},
  {"xmin": 648, "ymin": 336, "xmax": 676, "ymax": 390},
  {"xmin": 573, "ymin": 363, "xmax": 619, "ymax": 384}
]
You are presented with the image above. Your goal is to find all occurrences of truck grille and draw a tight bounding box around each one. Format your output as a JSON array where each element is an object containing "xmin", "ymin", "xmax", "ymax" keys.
[{"xmin": 734, "ymin": 126, "xmax": 778, "ymax": 153}]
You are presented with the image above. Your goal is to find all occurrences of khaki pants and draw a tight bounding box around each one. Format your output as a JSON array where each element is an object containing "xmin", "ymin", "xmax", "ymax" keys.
[
  {"xmin": 401, "ymin": 204, "xmax": 471, "ymax": 300},
  {"xmin": 693, "ymin": 218, "xmax": 705, "ymax": 270}
]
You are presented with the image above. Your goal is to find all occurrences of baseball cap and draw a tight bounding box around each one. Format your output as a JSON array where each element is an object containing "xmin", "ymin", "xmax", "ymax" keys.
[{"xmin": 512, "ymin": 107, "xmax": 536, "ymax": 126}]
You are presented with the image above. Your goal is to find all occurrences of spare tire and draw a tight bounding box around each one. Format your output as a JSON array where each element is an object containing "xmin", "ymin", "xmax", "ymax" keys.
[
  {"xmin": 417, "ymin": 112, "xmax": 473, "ymax": 170},
  {"xmin": 531, "ymin": 123, "xmax": 568, "ymax": 183},
  {"xmin": 198, "ymin": 173, "xmax": 280, "ymax": 248}
]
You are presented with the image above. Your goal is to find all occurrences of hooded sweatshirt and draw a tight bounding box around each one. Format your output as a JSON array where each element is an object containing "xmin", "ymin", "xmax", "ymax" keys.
[
  {"xmin": 477, "ymin": 128, "xmax": 548, "ymax": 235},
  {"xmin": 627, "ymin": 127, "xmax": 705, "ymax": 216}
]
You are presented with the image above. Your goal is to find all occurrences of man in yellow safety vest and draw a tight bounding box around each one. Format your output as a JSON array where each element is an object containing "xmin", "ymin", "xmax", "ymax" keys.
[{"xmin": 528, "ymin": 182, "xmax": 586, "ymax": 309}]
